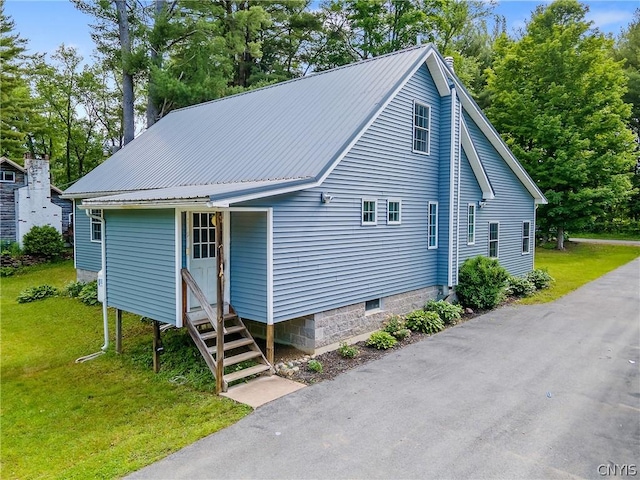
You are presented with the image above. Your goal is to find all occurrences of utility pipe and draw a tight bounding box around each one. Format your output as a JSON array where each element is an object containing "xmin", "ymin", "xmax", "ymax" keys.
[{"xmin": 76, "ymin": 209, "xmax": 108, "ymax": 363}]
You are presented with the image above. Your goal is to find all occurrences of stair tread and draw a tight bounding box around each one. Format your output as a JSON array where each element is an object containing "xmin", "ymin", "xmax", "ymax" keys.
[
  {"xmin": 187, "ymin": 310, "xmax": 237, "ymax": 325},
  {"xmin": 200, "ymin": 325, "xmax": 245, "ymax": 341},
  {"xmin": 223, "ymin": 350, "xmax": 262, "ymax": 367},
  {"xmin": 224, "ymin": 364, "xmax": 271, "ymax": 383},
  {"xmin": 207, "ymin": 337, "xmax": 254, "ymax": 354}
]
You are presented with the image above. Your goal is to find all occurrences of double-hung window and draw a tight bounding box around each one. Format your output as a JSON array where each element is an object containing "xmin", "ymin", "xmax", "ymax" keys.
[
  {"xmin": 522, "ymin": 221, "xmax": 531, "ymax": 255},
  {"xmin": 90, "ymin": 209, "xmax": 102, "ymax": 242},
  {"xmin": 413, "ymin": 101, "xmax": 430, "ymax": 154},
  {"xmin": 428, "ymin": 202, "xmax": 438, "ymax": 249},
  {"xmin": 488, "ymin": 222, "xmax": 499, "ymax": 258},
  {"xmin": 362, "ymin": 199, "xmax": 377, "ymax": 225},
  {"xmin": 0, "ymin": 171, "xmax": 15, "ymax": 182},
  {"xmin": 467, "ymin": 203, "xmax": 476, "ymax": 245},
  {"xmin": 387, "ymin": 199, "xmax": 401, "ymax": 225}
]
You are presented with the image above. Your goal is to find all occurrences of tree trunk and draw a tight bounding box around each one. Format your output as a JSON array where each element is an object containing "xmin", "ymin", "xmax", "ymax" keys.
[
  {"xmin": 116, "ymin": 0, "xmax": 135, "ymax": 145},
  {"xmin": 556, "ymin": 226, "xmax": 565, "ymax": 250},
  {"xmin": 146, "ymin": 0, "xmax": 165, "ymax": 128}
]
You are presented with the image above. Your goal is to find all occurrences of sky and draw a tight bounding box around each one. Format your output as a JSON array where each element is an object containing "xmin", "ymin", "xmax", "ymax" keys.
[{"xmin": 4, "ymin": 0, "xmax": 638, "ymax": 61}]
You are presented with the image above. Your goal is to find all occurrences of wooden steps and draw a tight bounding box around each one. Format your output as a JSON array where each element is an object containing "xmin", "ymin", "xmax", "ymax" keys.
[{"xmin": 223, "ymin": 364, "xmax": 271, "ymax": 383}]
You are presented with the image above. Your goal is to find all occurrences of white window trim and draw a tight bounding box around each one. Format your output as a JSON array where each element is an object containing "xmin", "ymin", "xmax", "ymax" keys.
[
  {"xmin": 90, "ymin": 209, "xmax": 102, "ymax": 243},
  {"xmin": 365, "ymin": 298, "xmax": 383, "ymax": 315},
  {"xmin": 522, "ymin": 220, "xmax": 531, "ymax": 255},
  {"xmin": 467, "ymin": 203, "xmax": 476, "ymax": 245},
  {"xmin": 412, "ymin": 100, "xmax": 431, "ymax": 155},
  {"xmin": 361, "ymin": 198, "xmax": 377, "ymax": 226},
  {"xmin": 488, "ymin": 221, "xmax": 499, "ymax": 258},
  {"xmin": 0, "ymin": 171, "xmax": 16, "ymax": 182},
  {"xmin": 428, "ymin": 201, "xmax": 438, "ymax": 249},
  {"xmin": 387, "ymin": 198, "xmax": 401, "ymax": 225}
]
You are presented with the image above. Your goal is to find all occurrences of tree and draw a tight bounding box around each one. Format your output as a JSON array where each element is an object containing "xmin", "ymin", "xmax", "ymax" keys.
[
  {"xmin": 0, "ymin": 0, "xmax": 36, "ymax": 160},
  {"xmin": 486, "ymin": 0, "xmax": 636, "ymax": 249}
]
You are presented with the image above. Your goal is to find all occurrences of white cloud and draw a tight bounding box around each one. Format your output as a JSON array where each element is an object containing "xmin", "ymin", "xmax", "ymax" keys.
[{"xmin": 586, "ymin": 9, "xmax": 632, "ymax": 29}]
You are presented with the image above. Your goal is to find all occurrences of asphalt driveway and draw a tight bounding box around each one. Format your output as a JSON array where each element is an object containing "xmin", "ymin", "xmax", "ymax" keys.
[{"xmin": 129, "ymin": 258, "xmax": 640, "ymax": 479}]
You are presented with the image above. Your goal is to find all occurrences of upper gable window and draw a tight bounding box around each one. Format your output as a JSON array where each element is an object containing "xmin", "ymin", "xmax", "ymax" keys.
[
  {"xmin": 0, "ymin": 171, "xmax": 15, "ymax": 182},
  {"xmin": 413, "ymin": 101, "xmax": 430, "ymax": 154}
]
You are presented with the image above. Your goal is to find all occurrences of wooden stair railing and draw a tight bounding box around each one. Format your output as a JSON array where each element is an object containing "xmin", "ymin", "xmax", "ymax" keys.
[{"xmin": 181, "ymin": 269, "xmax": 272, "ymax": 393}]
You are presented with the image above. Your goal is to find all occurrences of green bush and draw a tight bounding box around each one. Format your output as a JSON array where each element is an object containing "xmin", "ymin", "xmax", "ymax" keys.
[
  {"xmin": 337, "ymin": 342, "xmax": 359, "ymax": 359},
  {"xmin": 307, "ymin": 359, "xmax": 323, "ymax": 373},
  {"xmin": 64, "ymin": 281, "xmax": 86, "ymax": 298},
  {"xmin": 405, "ymin": 310, "xmax": 444, "ymax": 334},
  {"xmin": 78, "ymin": 281, "xmax": 99, "ymax": 306},
  {"xmin": 17, "ymin": 284, "xmax": 59, "ymax": 303},
  {"xmin": 424, "ymin": 300, "xmax": 463, "ymax": 325},
  {"xmin": 393, "ymin": 328, "xmax": 411, "ymax": 340},
  {"xmin": 456, "ymin": 256, "xmax": 509, "ymax": 310},
  {"xmin": 1, "ymin": 266, "xmax": 19, "ymax": 277},
  {"xmin": 366, "ymin": 331, "xmax": 397, "ymax": 350},
  {"xmin": 382, "ymin": 315, "xmax": 411, "ymax": 340},
  {"xmin": 526, "ymin": 269, "xmax": 554, "ymax": 290},
  {"xmin": 505, "ymin": 276, "xmax": 536, "ymax": 297},
  {"xmin": 0, "ymin": 240, "xmax": 22, "ymax": 257},
  {"xmin": 22, "ymin": 225, "xmax": 65, "ymax": 258}
]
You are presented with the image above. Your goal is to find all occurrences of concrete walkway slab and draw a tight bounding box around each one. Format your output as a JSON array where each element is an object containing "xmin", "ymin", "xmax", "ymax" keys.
[{"xmin": 221, "ymin": 375, "xmax": 305, "ymax": 408}]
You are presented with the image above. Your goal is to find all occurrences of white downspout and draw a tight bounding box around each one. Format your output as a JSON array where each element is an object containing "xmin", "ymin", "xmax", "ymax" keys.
[
  {"xmin": 76, "ymin": 208, "xmax": 108, "ymax": 362},
  {"xmin": 448, "ymin": 87, "xmax": 457, "ymax": 288}
]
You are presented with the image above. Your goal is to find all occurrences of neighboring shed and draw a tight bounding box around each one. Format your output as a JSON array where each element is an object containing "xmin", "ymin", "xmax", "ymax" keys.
[
  {"xmin": 63, "ymin": 44, "xmax": 546, "ymax": 391},
  {"xmin": 0, "ymin": 154, "xmax": 73, "ymax": 245}
]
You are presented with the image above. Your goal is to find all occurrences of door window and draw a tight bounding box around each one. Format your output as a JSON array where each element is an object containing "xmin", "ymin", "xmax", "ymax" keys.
[{"xmin": 192, "ymin": 213, "xmax": 216, "ymax": 259}]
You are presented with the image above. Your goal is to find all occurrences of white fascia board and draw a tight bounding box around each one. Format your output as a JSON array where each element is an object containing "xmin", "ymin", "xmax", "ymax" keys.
[
  {"xmin": 425, "ymin": 53, "xmax": 452, "ymax": 97},
  {"xmin": 447, "ymin": 75, "xmax": 547, "ymax": 205},
  {"xmin": 460, "ymin": 117, "xmax": 495, "ymax": 201},
  {"xmin": 78, "ymin": 200, "xmax": 211, "ymax": 209}
]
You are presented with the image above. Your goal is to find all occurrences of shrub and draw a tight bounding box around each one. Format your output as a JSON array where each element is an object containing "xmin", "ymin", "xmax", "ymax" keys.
[
  {"xmin": 393, "ymin": 328, "xmax": 411, "ymax": 340},
  {"xmin": 307, "ymin": 359, "xmax": 323, "ymax": 373},
  {"xmin": 0, "ymin": 266, "xmax": 19, "ymax": 277},
  {"xmin": 337, "ymin": 342, "xmax": 359, "ymax": 359},
  {"xmin": 64, "ymin": 281, "xmax": 86, "ymax": 298},
  {"xmin": 526, "ymin": 269, "xmax": 554, "ymax": 290},
  {"xmin": 505, "ymin": 276, "xmax": 536, "ymax": 297},
  {"xmin": 382, "ymin": 315, "xmax": 411, "ymax": 340},
  {"xmin": 22, "ymin": 225, "xmax": 65, "ymax": 258},
  {"xmin": 17, "ymin": 284, "xmax": 59, "ymax": 303},
  {"xmin": 78, "ymin": 281, "xmax": 99, "ymax": 306},
  {"xmin": 424, "ymin": 300, "xmax": 463, "ymax": 325},
  {"xmin": 0, "ymin": 240, "xmax": 22, "ymax": 257},
  {"xmin": 405, "ymin": 310, "xmax": 444, "ymax": 334},
  {"xmin": 456, "ymin": 256, "xmax": 509, "ymax": 310},
  {"xmin": 366, "ymin": 331, "xmax": 397, "ymax": 350}
]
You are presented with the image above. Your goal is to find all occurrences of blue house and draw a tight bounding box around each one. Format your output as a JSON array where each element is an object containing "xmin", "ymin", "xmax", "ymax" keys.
[{"xmin": 63, "ymin": 45, "xmax": 545, "ymax": 389}]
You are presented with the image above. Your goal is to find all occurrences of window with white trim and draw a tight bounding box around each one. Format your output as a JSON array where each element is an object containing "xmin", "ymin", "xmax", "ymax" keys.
[
  {"xmin": 413, "ymin": 102, "xmax": 430, "ymax": 154},
  {"xmin": 192, "ymin": 212, "xmax": 216, "ymax": 259},
  {"xmin": 362, "ymin": 199, "xmax": 377, "ymax": 225},
  {"xmin": 467, "ymin": 203, "xmax": 476, "ymax": 245},
  {"xmin": 488, "ymin": 222, "xmax": 499, "ymax": 258},
  {"xmin": 365, "ymin": 298, "xmax": 381, "ymax": 312},
  {"xmin": 90, "ymin": 209, "xmax": 102, "ymax": 242},
  {"xmin": 387, "ymin": 199, "xmax": 401, "ymax": 225},
  {"xmin": 428, "ymin": 201, "xmax": 438, "ymax": 248},
  {"xmin": 522, "ymin": 221, "xmax": 531, "ymax": 255},
  {"xmin": 0, "ymin": 171, "xmax": 15, "ymax": 182}
]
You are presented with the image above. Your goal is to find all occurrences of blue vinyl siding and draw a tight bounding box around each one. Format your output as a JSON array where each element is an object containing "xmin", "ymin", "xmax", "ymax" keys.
[
  {"xmin": 105, "ymin": 209, "xmax": 176, "ymax": 324},
  {"xmin": 230, "ymin": 211, "xmax": 268, "ymax": 322},
  {"xmin": 459, "ymin": 113, "xmax": 535, "ymax": 276},
  {"xmin": 74, "ymin": 202, "xmax": 102, "ymax": 272},
  {"xmin": 241, "ymin": 64, "xmax": 444, "ymax": 322}
]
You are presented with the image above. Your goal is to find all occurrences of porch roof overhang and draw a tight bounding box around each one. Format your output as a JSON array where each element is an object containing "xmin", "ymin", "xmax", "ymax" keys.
[{"xmin": 79, "ymin": 177, "xmax": 316, "ymax": 209}]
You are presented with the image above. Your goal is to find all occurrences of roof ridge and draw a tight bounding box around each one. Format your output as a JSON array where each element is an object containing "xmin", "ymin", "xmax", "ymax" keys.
[{"xmin": 173, "ymin": 44, "xmax": 432, "ymax": 114}]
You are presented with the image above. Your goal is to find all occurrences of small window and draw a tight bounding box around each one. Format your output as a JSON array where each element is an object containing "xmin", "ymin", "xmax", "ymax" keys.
[
  {"xmin": 489, "ymin": 222, "xmax": 499, "ymax": 258},
  {"xmin": 362, "ymin": 199, "xmax": 377, "ymax": 225},
  {"xmin": 192, "ymin": 212, "xmax": 216, "ymax": 259},
  {"xmin": 387, "ymin": 199, "xmax": 401, "ymax": 225},
  {"xmin": 90, "ymin": 209, "xmax": 102, "ymax": 242},
  {"xmin": 522, "ymin": 221, "xmax": 531, "ymax": 255},
  {"xmin": 365, "ymin": 298, "xmax": 381, "ymax": 312},
  {"xmin": 428, "ymin": 201, "xmax": 438, "ymax": 249},
  {"xmin": 467, "ymin": 203, "xmax": 476, "ymax": 245},
  {"xmin": 413, "ymin": 101, "xmax": 430, "ymax": 154},
  {"xmin": 0, "ymin": 171, "xmax": 15, "ymax": 182}
]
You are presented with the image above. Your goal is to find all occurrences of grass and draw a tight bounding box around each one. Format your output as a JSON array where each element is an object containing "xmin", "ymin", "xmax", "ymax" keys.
[
  {"xmin": 1, "ymin": 260, "xmax": 251, "ymax": 480},
  {"xmin": 569, "ymin": 232, "xmax": 640, "ymax": 241},
  {"xmin": 519, "ymin": 242, "xmax": 640, "ymax": 304}
]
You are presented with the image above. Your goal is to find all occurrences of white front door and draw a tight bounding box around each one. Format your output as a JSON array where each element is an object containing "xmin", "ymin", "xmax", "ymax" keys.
[{"xmin": 189, "ymin": 212, "xmax": 217, "ymax": 309}]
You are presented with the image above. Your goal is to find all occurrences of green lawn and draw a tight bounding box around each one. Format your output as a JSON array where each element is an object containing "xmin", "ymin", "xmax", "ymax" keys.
[
  {"xmin": 1, "ymin": 261, "xmax": 251, "ymax": 480},
  {"xmin": 520, "ymin": 241, "xmax": 640, "ymax": 304},
  {"xmin": 569, "ymin": 232, "xmax": 640, "ymax": 241}
]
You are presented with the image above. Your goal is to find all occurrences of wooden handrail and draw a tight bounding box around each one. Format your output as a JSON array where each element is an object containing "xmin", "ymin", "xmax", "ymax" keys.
[{"xmin": 181, "ymin": 268, "xmax": 227, "ymax": 335}]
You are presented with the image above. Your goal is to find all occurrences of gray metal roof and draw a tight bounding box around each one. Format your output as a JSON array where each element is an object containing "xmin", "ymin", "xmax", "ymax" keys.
[{"xmin": 64, "ymin": 45, "xmax": 432, "ymax": 199}]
